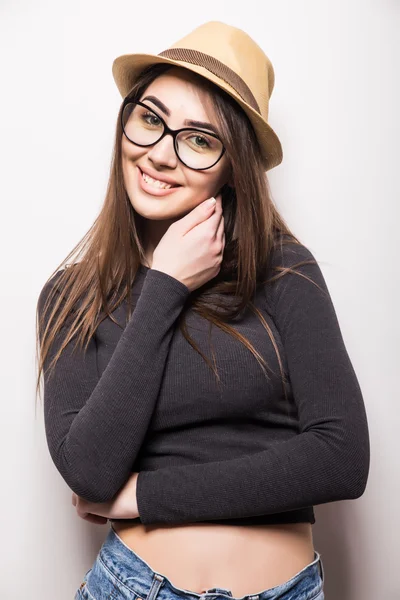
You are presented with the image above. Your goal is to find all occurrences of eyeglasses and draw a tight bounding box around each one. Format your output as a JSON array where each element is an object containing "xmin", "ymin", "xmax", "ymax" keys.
[{"xmin": 121, "ymin": 100, "xmax": 226, "ymax": 170}]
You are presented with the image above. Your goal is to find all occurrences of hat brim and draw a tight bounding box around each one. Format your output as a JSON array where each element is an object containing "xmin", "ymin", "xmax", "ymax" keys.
[{"xmin": 112, "ymin": 53, "xmax": 283, "ymax": 171}]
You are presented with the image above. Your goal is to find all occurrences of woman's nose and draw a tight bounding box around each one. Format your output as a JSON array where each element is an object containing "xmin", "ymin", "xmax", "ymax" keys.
[{"xmin": 147, "ymin": 133, "xmax": 178, "ymax": 168}]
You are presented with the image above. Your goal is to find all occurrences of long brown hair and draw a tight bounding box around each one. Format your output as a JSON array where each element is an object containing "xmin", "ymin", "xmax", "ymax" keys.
[{"xmin": 35, "ymin": 62, "xmax": 319, "ymax": 408}]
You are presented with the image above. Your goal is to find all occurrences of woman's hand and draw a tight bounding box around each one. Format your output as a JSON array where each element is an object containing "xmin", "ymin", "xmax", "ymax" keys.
[
  {"xmin": 152, "ymin": 193, "xmax": 225, "ymax": 293},
  {"xmin": 71, "ymin": 472, "xmax": 140, "ymax": 525}
]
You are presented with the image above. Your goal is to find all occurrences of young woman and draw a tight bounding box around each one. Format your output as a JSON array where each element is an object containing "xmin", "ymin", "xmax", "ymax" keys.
[{"xmin": 36, "ymin": 21, "xmax": 370, "ymax": 600}]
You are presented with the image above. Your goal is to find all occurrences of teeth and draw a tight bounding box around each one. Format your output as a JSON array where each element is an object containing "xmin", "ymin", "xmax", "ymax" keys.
[{"xmin": 142, "ymin": 171, "xmax": 173, "ymax": 189}]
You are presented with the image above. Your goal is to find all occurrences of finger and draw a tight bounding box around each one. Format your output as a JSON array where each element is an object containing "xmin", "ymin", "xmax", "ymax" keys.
[
  {"xmin": 178, "ymin": 197, "xmax": 217, "ymax": 235},
  {"xmin": 217, "ymin": 233, "xmax": 226, "ymax": 257},
  {"xmin": 215, "ymin": 214, "xmax": 225, "ymax": 241},
  {"xmin": 204, "ymin": 196, "xmax": 223, "ymax": 230},
  {"xmin": 191, "ymin": 197, "xmax": 222, "ymax": 237},
  {"xmin": 86, "ymin": 514, "xmax": 108, "ymax": 525},
  {"xmin": 203, "ymin": 194, "xmax": 221, "ymax": 219},
  {"xmin": 81, "ymin": 512, "xmax": 108, "ymax": 525},
  {"xmin": 76, "ymin": 496, "xmax": 110, "ymax": 520}
]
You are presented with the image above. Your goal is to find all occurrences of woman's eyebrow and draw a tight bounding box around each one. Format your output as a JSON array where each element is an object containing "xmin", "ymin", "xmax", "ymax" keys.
[{"xmin": 141, "ymin": 95, "xmax": 219, "ymax": 134}]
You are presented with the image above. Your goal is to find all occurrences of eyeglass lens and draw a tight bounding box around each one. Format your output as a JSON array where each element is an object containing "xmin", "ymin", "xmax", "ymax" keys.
[{"xmin": 122, "ymin": 102, "xmax": 224, "ymax": 169}]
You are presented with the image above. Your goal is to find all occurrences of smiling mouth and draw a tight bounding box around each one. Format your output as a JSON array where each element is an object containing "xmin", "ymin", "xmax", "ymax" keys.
[{"xmin": 139, "ymin": 167, "xmax": 180, "ymax": 190}]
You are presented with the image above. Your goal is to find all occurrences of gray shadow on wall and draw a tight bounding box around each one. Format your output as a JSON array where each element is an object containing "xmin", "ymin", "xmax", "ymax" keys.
[
  {"xmin": 74, "ymin": 520, "xmax": 109, "ymax": 570},
  {"xmin": 313, "ymin": 502, "xmax": 367, "ymax": 600}
]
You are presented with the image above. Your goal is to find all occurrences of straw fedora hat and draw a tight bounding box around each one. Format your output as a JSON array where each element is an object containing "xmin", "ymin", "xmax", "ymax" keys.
[{"xmin": 112, "ymin": 21, "xmax": 283, "ymax": 171}]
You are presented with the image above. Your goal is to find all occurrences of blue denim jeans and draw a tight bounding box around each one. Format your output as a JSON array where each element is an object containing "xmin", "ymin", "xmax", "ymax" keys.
[{"xmin": 75, "ymin": 525, "xmax": 325, "ymax": 600}]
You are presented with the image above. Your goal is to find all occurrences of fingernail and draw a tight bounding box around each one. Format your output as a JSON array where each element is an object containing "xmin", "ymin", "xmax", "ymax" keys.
[{"xmin": 205, "ymin": 197, "xmax": 216, "ymax": 206}]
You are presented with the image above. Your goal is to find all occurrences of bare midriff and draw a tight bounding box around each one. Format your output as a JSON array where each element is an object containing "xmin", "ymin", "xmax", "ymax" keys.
[{"xmin": 112, "ymin": 520, "xmax": 315, "ymax": 597}]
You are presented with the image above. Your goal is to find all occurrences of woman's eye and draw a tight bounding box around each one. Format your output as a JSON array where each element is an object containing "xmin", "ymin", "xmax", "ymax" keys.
[
  {"xmin": 143, "ymin": 112, "xmax": 161, "ymax": 126},
  {"xmin": 191, "ymin": 135, "xmax": 211, "ymax": 148}
]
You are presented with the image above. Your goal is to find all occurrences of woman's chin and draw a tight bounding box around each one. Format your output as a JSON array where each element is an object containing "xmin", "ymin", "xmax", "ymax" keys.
[{"xmin": 127, "ymin": 195, "xmax": 186, "ymax": 221}]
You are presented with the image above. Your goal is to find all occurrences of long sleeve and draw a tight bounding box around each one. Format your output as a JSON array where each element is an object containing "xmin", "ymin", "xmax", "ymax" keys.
[
  {"xmin": 37, "ymin": 268, "xmax": 190, "ymax": 503},
  {"xmin": 136, "ymin": 242, "xmax": 370, "ymax": 524}
]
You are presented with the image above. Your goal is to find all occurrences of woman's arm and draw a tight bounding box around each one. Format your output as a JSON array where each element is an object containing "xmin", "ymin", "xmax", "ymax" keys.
[
  {"xmin": 135, "ymin": 243, "xmax": 370, "ymax": 524},
  {"xmin": 71, "ymin": 472, "xmax": 140, "ymax": 523},
  {"xmin": 38, "ymin": 268, "xmax": 190, "ymax": 504}
]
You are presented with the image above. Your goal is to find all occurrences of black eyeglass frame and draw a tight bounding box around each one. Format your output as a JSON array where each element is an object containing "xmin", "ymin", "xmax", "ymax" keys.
[{"xmin": 121, "ymin": 99, "xmax": 226, "ymax": 171}]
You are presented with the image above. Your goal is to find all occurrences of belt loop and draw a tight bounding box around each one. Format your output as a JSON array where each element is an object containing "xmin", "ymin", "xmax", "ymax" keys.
[
  {"xmin": 146, "ymin": 573, "xmax": 164, "ymax": 600},
  {"xmin": 318, "ymin": 555, "xmax": 325, "ymax": 583}
]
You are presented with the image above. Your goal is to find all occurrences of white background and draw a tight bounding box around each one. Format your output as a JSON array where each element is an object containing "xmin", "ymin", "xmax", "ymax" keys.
[{"xmin": 0, "ymin": 0, "xmax": 398, "ymax": 598}]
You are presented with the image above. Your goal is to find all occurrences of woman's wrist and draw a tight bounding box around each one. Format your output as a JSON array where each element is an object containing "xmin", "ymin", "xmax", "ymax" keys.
[{"xmin": 119, "ymin": 472, "xmax": 140, "ymax": 519}]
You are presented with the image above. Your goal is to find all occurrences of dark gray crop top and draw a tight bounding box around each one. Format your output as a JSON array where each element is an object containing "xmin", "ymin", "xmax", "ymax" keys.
[{"xmin": 37, "ymin": 238, "xmax": 370, "ymax": 525}]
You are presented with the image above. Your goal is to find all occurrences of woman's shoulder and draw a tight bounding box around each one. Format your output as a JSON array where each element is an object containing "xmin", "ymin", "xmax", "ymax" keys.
[
  {"xmin": 37, "ymin": 264, "xmax": 79, "ymax": 314},
  {"xmin": 268, "ymin": 234, "xmax": 319, "ymax": 273},
  {"xmin": 262, "ymin": 233, "xmax": 329, "ymax": 314}
]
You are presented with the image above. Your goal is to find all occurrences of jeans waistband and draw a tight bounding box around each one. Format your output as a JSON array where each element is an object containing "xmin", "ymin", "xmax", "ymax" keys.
[{"xmin": 100, "ymin": 525, "xmax": 323, "ymax": 600}]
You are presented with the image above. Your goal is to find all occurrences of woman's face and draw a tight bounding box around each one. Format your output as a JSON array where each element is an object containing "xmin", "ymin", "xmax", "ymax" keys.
[{"xmin": 121, "ymin": 67, "xmax": 231, "ymax": 221}]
